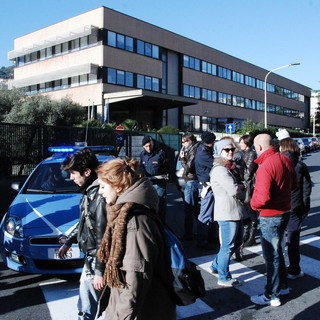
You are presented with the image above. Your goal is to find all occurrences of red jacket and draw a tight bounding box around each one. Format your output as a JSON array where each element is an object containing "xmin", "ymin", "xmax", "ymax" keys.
[{"xmin": 250, "ymin": 147, "xmax": 297, "ymax": 217}]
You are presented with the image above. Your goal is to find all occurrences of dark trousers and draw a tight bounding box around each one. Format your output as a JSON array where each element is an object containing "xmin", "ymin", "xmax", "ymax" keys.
[{"xmin": 286, "ymin": 212, "xmax": 303, "ymax": 275}]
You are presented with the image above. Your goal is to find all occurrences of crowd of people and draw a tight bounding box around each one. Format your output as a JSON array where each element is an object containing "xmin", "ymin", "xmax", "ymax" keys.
[{"xmin": 58, "ymin": 129, "xmax": 312, "ymax": 319}]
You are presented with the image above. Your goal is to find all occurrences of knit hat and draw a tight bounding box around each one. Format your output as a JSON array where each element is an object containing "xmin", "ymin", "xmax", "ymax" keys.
[
  {"xmin": 142, "ymin": 135, "xmax": 152, "ymax": 146},
  {"xmin": 201, "ymin": 132, "xmax": 216, "ymax": 144},
  {"xmin": 214, "ymin": 139, "xmax": 233, "ymax": 157},
  {"xmin": 276, "ymin": 129, "xmax": 290, "ymax": 141}
]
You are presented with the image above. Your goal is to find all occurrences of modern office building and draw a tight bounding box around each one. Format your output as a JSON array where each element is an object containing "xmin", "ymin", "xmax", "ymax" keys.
[{"xmin": 8, "ymin": 6, "xmax": 311, "ymax": 132}]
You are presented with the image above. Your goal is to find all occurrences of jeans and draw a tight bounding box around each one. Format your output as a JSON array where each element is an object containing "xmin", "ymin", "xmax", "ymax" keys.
[
  {"xmin": 152, "ymin": 182, "xmax": 167, "ymax": 222},
  {"xmin": 259, "ymin": 213, "xmax": 290, "ymax": 299},
  {"xmin": 197, "ymin": 188, "xmax": 214, "ymax": 246},
  {"xmin": 286, "ymin": 212, "xmax": 303, "ymax": 275},
  {"xmin": 183, "ymin": 180, "xmax": 199, "ymax": 237},
  {"xmin": 211, "ymin": 220, "xmax": 243, "ymax": 282},
  {"xmin": 78, "ymin": 256, "xmax": 102, "ymax": 320}
]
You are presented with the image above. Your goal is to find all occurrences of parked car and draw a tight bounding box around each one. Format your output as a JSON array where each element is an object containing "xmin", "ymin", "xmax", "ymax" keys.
[
  {"xmin": 300, "ymin": 138, "xmax": 312, "ymax": 153},
  {"xmin": 293, "ymin": 138, "xmax": 306, "ymax": 154},
  {"xmin": 0, "ymin": 145, "xmax": 115, "ymax": 274}
]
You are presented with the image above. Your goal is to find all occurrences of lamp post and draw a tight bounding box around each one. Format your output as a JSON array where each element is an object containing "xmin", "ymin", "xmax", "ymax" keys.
[{"xmin": 264, "ymin": 63, "xmax": 300, "ymax": 128}]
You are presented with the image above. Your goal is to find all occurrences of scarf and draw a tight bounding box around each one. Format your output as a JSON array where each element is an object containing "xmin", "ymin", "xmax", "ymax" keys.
[{"xmin": 97, "ymin": 201, "xmax": 135, "ymax": 288}]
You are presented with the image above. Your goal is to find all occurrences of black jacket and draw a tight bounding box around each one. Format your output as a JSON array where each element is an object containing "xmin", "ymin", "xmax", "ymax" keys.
[
  {"xmin": 284, "ymin": 153, "xmax": 312, "ymax": 217},
  {"xmin": 66, "ymin": 177, "xmax": 107, "ymax": 275},
  {"xmin": 194, "ymin": 143, "xmax": 214, "ymax": 183},
  {"xmin": 181, "ymin": 142, "xmax": 199, "ymax": 181}
]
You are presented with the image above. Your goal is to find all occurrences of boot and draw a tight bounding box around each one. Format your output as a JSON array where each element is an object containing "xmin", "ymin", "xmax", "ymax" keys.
[{"xmin": 244, "ymin": 221, "xmax": 257, "ymax": 247}]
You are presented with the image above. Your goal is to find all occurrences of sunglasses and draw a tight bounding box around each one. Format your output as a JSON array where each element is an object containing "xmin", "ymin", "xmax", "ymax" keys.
[{"xmin": 223, "ymin": 147, "xmax": 235, "ymax": 153}]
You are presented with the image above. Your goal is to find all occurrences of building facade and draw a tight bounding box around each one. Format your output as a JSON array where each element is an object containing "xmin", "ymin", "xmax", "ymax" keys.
[{"xmin": 8, "ymin": 6, "xmax": 311, "ymax": 132}]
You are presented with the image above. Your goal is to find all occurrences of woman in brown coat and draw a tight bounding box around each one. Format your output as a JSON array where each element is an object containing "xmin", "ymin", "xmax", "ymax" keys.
[{"xmin": 97, "ymin": 158, "xmax": 176, "ymax": 320}]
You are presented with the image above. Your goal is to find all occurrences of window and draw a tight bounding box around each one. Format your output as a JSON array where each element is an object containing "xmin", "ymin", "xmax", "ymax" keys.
[
  {"xmin": 218, "ymin": 92, "xmax": 232, "ymax": 105},
  {"xmin": 54, "ymin": 79, "xmax": 62, "ymax": 90},
  {"xmin": 233, "ymin": 96, "xmax": 245, "ymax": 107},
  {"xmin": 183, "ymin": 55, "xmax": 189, "ymax": 68},
  {"xmin": 80, "ymin": 74, "xmax": 88, "ymax": 86},
  {"xmin": 125, "ymin": 72, "xmax": 133, "ymax": 87},
  {"xmin": 71, "ymin": 39, "xmax": 80, "ymax": 51},
  {"xmin": 152, "ymin": 45, "xmax": 159, "ymax": 59},
  {"xmin": 117, "ymin": 34, "xmax": 125, "ymax": 49},
  {"xmin": 137, "ymin": 40, "xmax": 144, "ymax": 55},
  {"xmin": 80, "ymin": 36, "xmax": 88, "ymax": 49},
  {"xmin": 62, "ymin": 42, "xmax": 69, "ymax": 53},
  {"xmin": 108, "ymin": 31, "xmax": 116, "ymax": 47},
  {"xmin": 71, "ymin": 76, "xmax": 79, "ymax": 87},
  {"xmin": 107, "ymin": 68, "xmax": 116, "ymax": 84},
  {"xmin": 137, "ymin": 74, "xmax": 144, "ymax": 88},
  {"xmin": 233, "ymin": 71, "xmax": 244, "ymax": 84},
  {"xmin": 145, "ymin": 43, "xmax": 152, "ymax": 57},
  {"xmin": 61, "ymin": 78, "xmax": 69, "ymax": 89},
  {"xmin": 217, "ymin": 66, "xmax": 231, "ymax": 80},
  {"xmin": 54, "ymin": 44, "xmax": 62, "ymax": 56},
  {"xmin": 144, "ymin": 76, "xmax": 151, "ymax": 90},
  {"xmin": 117, "ymin": 70, "xmax": 125, "ymax": 85},
  {"xmin": 245, "ymin": 75, "xmax": 256, "ymax": 87},
  {"xmin": 125, "ymin": 37, "xmax": 134, "ymax": 52}
]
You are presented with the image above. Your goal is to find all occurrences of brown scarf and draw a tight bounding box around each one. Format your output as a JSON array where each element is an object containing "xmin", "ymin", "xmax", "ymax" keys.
[{"xmin": 97, "ymin": 201, "xmax": 135, "ymax": 288}]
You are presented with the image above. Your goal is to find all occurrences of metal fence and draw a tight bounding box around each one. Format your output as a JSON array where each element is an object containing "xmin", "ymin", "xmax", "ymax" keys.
[{"xmin": 0, "ymin": 123, "xmax": 182, "ymax": 177}]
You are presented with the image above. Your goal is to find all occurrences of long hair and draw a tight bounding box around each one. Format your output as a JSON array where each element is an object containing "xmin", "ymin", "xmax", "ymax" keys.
[
  {"xmin": 279, "ymin": 138, "xmax": 300, "ymax": 158},
  {"xmin": 97, "ymin": 157, "xmax": 142, "ymax": 192}
]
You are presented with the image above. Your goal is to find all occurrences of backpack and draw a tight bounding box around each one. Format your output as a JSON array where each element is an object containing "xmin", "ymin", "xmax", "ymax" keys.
[{"xmin": 162, "ymin": 225, "xmax": 206, "ymax": 306}]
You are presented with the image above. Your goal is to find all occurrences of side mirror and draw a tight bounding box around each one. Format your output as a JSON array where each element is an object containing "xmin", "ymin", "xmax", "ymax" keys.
[{"xmin": 11, "ymin": 182, "xmax": 23, "ymax": 192}]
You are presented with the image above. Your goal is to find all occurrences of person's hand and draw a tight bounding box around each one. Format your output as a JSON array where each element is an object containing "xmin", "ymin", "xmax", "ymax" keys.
[
  {"xmin": 180, "ymin": 150, "xmax": 185, "ymax": 159},
  {"xmin": 58, "ymin": 244, "xmax": 70, "ymax": 259},
  {"xmin": 93, "ymin": 275, "xmax": 104, "ymax": 291}
]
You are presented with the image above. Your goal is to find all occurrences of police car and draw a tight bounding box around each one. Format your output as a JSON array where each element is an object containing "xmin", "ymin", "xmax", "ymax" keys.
[{"xmin": 0, "ymin": 145, "xmax": 115, "ymax": 274}]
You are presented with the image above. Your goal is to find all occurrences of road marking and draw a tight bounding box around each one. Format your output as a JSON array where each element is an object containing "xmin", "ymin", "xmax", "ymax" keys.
[{"xmin": 40, "ymin": 234, "xmax": 320, "ymax": 320}]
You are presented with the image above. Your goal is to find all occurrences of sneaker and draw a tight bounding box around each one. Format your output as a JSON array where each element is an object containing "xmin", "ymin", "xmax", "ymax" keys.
[
  {"xmin": 250, "ymin": 294, "xmax": 281, "ymax": 307},
  {"xmin": 207, "ymin": 266, "xmax": 218, "ymax": 274},
  {"xmin": 280, "ymin": 287, "xmax": 291, "ymax": 296},
  {"xmin": 217, "ymin": 278, "xmax": 242, "ymax": 287},
  {"xmin": 287, "ymin": 271, "xmax": 304, "ymax": 280}
]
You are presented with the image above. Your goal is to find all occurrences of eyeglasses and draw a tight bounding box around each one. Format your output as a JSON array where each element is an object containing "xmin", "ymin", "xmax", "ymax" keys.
[
  {"xmin": 182, "ymin": 140, "xmax": 189, "ymax": 143},
  {"xmin": 223, "ymin": 147, "xmax": 235, "ymax": 153}
]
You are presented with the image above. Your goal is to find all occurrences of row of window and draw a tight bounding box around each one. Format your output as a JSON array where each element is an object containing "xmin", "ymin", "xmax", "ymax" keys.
[
  {"xmin": 107, "ymin": 68, "xmax": 160, "ymax": 92},
  {"xmin": 183, "ymin": 115, "xmax": 244, "ymax": 132},
  {"xmin": 183, "ymin": 54, "xmax": 304, "ymax": 102},
  {"xmin": 24, "ymin": 74, "xmax": 98, "ymax": 95},
  {"xmin": 15, "ymin": 29, "xmax": 162, "ymax": 67},
  {"xmin": 16, "ymin": 34, "xmax": 98, "ymax": 66},
  {"xmin": 107, "ymin": 30, "xmax": 160, "ymax": 60},
  {"xmin": 183, "ymin": 84, "xmax": 304, "ymax": 119}
]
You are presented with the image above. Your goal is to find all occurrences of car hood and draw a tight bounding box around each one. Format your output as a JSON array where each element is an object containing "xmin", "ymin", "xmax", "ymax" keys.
[{"xmin": 7, "ymin": 194, "xmax": 82, "ymax": 236}]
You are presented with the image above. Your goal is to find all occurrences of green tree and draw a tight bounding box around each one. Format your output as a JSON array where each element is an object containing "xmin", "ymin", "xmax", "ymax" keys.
[
  {"xmin": 0, "ymin": 84, "xmax": 24, "ymax": 122},
  {"xmin": 4, "ymin": 95, "xmax": 85, "ymax": 126},
  {"xmin": 157, "ymin": 125, "xmax": 180, "ymax": 134},
  {"xmin": 0, "ymin": 66, "xmax": 14, "ymax": 79},
  {"xmin": 122, "ymin": 119, "xmax": 140, "ymax": 131}
]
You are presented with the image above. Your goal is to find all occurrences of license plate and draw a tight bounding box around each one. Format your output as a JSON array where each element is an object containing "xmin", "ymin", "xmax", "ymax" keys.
[{"xmin": 48, "ymin": 247, "xmax": 80, "ymax": 259}]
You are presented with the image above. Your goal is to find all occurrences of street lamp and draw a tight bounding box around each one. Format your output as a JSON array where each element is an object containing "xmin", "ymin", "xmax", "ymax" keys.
[{"xmin": 264, "ymin": 63, "xmax": 300, "ymax": 128}]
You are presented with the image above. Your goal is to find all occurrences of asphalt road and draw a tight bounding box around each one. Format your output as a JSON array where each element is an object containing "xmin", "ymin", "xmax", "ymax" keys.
[{"xmin": 0, "ymin": 150, "xmax": 320, "ymax": 320}]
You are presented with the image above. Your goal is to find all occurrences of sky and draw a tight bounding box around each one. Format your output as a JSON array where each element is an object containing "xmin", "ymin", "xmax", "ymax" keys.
[{"xmin": 1, "ymin": 0, "xmax": 319, "ymax": 90}]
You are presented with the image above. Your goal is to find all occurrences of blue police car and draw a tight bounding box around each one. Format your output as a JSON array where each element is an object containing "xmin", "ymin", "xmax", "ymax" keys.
[{"xmin": 0, "ymin": 145, "xmax": 115, "ymax": 274}]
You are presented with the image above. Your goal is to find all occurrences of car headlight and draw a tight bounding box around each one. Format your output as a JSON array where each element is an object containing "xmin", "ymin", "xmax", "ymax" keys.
[{"xmin": 5, "ymin": 215, "xmax": 24, "ymax": 238}]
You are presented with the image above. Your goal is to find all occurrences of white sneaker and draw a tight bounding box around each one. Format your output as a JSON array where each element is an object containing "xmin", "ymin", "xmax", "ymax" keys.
[
  {"xmin": 250, "ymin": 294, "xmax": 281, "ymax": 307},
  {"xmin": 287, "ymin": 271, "xmax": 304, "ymax": 280},
  {"xmin": 217, "ymin": 278, "xmax": 242, "ymax": 287},
  {"xmin": 207, "ymin": 266, "xmax": 218, "ymax": 274}
]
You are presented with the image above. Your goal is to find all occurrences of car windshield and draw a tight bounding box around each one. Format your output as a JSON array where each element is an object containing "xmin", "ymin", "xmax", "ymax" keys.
[{"xmin": 23, "ymin": 163, "xmax": 80, "ymax": 194}]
